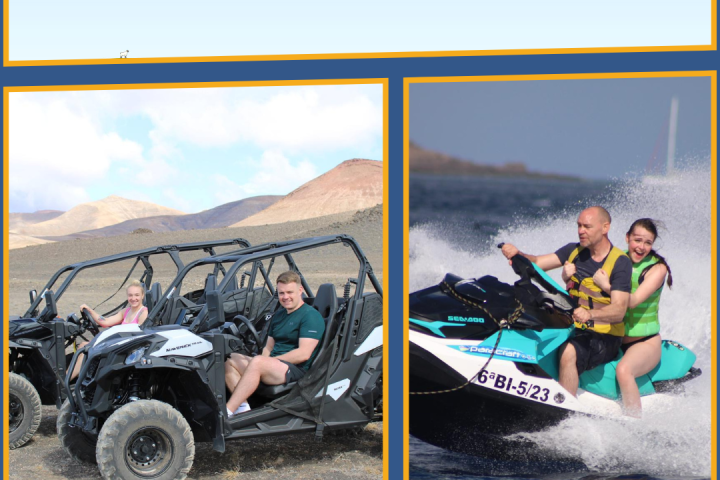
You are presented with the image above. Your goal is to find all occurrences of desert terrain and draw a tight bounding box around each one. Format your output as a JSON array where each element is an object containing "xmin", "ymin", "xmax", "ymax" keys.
[
  {"xmin": 8, "ymin": 204, "xmax": 383, "ymax": 480},
  {"xmin": 8, "ymin": 154, "xmax": 384, "ymax": 480}
]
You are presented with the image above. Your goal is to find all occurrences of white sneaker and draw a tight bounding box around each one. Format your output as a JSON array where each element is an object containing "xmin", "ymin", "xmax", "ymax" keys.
[{"xmin": 228, "ymin": 402, "xmax": 251, "ymax": 418}]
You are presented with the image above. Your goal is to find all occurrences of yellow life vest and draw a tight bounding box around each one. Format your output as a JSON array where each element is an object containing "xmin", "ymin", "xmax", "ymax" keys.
[{"xmin": 566, "ymin": 245, "xmax": 628, "ymax": 337}]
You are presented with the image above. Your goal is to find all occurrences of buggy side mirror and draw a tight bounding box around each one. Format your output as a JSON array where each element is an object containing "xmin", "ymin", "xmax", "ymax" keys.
[
  {"xmin": 29, "ymin": 289, "xmax": 37, "ymax": 304},
  {"xmin": 44, "ymin": 290, "xmax": 58, "ymax": 319},
  {"xmin": 206, "ymin": 288, "xmax": 225, "ymax": 331}
]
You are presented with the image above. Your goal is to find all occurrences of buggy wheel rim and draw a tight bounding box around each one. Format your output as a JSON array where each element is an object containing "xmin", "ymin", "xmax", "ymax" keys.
[
  {"xmin": 9, "ymin": 392, "xmax": 24, "ymax": 432},
  {"xmin": 125, "ymin": 427, "xmax": 173, "ymax": 477}
]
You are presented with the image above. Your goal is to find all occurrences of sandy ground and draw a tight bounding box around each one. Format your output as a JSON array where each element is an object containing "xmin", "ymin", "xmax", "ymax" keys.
[
  {"xmin": 8, "ymin": 206, "xmax": 384, "ymax": 479},
  {"xmin": 9, "ymin": 406, "xmax": 383, "ymax": 480}
]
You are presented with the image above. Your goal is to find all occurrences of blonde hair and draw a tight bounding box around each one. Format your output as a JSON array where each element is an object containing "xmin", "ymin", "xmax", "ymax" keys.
[{"xmin": 127, "ymin": 279, "xmax": 146, "ymax": 298}]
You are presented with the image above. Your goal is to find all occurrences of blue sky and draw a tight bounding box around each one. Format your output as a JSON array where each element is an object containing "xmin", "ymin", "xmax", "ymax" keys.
[
  {"xmin": 9, "ymin": 84, "xmax": 383, "ymax": 213},
  {"xmin": 410, "ymin": 76, "xmax": 711, "ymax": 180},
  {"xmin": 9, "ymin": 0, "xmax": 712, "ymax": 60}
]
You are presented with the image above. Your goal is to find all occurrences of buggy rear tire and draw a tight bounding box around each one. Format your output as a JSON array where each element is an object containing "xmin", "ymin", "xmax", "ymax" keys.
[
  {"xmin": 9, "ymin": 372, "xmax": 42, "ymax": 449},
  {"xmin": 96, "ymin": 400, "xmax": 195, "ymax": 480},
  {"xmin": 57, "ymin": 399, "xmax": 97, "ymax": 463}
]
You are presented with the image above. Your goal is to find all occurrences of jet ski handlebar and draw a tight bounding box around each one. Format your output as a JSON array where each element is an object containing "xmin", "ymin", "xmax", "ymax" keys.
[
  {"xmin": 497, "ymin": 243, "xmax": 579, "ymax": 314},
  {"xmin": 497, "ymin": 243, "xmax": 540, "ymax": 280}
]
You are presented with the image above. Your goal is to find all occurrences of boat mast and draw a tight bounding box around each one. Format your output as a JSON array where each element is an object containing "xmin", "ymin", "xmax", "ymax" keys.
[{"xmin": 666, "ymin": 96, "xmax": 679, "ymax": 176}]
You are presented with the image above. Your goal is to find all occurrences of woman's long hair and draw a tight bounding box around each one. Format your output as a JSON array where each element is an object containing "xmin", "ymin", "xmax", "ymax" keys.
[{"xmin": 627, "ymin": 218, "xmax": 673, "ymax": 288}]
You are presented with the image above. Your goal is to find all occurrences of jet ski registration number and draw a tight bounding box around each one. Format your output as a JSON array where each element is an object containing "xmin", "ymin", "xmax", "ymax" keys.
[{"xmin": 478, "ymin": 370, "xmax": 550, "ymax": 402}]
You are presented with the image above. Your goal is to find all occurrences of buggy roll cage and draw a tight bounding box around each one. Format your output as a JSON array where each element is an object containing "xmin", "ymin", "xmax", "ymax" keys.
[
  {"xmin": 138, "ymin": 235, "xmax": 381, "ymax": 333},
  {"xmin": 24, "ymin": 238, "xmax": 251, "ymax": 320},
  {"xmin": 63, "ymin": 234, "xmax": 382, "ymax": 450},
  {"xmin": 190, "ymin": 234, "xmax": 381, "ymax": 334}
]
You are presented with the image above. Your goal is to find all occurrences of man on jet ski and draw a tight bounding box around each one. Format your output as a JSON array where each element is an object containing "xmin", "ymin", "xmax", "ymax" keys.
[{"xmin": 501, "ymin": 206, "xmax": 632, "ymax": 397}]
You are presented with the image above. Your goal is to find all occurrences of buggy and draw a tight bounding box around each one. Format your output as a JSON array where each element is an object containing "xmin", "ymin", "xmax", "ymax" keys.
[
  {"xmin": 8, "ymin": 238, "xmax": 251, "ymax": 449},
  {"xmin": 59, "ymin": 235, "xmax": 383, "ymax": 480}
]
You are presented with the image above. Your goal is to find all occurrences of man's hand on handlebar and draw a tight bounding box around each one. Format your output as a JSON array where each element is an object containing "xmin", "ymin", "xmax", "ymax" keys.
[{"xmin": 500, "ymin": 244, "xmax": 519, "ymax": 265}]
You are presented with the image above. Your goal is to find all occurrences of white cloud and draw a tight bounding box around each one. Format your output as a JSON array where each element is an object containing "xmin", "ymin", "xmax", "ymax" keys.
[
  {"xmin": 128, "ymin": 85, "xmax": 382, "ymax": 153},
  {"xmin": 113, "ymin": 190, "xmax": 155, "ymax": 204},
  {"xmin": 235, "ymin": 88, "xmax": 382, "ymax": 152},
  {"xmin": 160, "ymin": 188, "xmax": 193, "ymax": 213},
  {"xmin": 8, "ymin": 85, "xmax": 382, "ymax": 213},
  {"xmin": 213, "ymin": 151, "xmax": 318, "ymax": 204},
  {"xmin": 9, "ymin": 94, "xmax": 144, "ymax": 212},
  {"xmin": 213, "ymin": 175, "xmax": 245, "ymax": 206}
]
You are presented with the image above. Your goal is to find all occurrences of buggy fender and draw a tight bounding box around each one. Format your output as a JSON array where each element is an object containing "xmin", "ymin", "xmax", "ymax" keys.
[
  {"xmin": 354, "ymin": 325, "xmax": 383, "ymax": 356},
  {"xmin": 9, "ymin": 340, "xmax": 33, "ymax": 349}
]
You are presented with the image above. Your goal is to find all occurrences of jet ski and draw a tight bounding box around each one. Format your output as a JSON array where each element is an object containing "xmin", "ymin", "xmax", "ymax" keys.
[{"xmin": 409, "ymin": 245, "xmax": 701, "ymax": 459}]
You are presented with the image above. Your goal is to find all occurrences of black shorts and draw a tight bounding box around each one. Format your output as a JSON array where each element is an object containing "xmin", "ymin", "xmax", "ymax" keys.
[
  {"xmin": 279, "ymin": 360, "xmax": 305, "ymax": 383},
  {"xmin": 568, "ymin": 329, "xmax": 622, "ymax": 375},
  {"xmin": 621, "ymin": 333, "xmax": 659, "ymax": 353}
]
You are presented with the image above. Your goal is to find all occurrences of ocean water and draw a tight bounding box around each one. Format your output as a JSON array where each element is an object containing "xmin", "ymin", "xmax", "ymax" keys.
[{"xmin": 408, "ymin": 165, "xmax": 713, "ymax": 480}]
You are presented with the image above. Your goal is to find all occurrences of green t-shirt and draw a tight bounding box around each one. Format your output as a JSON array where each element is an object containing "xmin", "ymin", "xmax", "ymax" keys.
[{"xmin": 268, "ymin": 303, "xmax": 325, "ymax": 371}]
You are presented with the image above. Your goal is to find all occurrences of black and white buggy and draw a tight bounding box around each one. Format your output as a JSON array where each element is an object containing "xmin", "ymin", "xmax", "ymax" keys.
[
  {"xmin": 59, "ymin": 235, "xmax": 383, "ymax": 480},
  {"xmin": 8, "ymin": 238, "xmax": 251, "ymax": 450}
]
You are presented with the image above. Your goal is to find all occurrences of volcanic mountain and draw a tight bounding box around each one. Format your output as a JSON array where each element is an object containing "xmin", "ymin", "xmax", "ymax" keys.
[
  {"xmin": 43, "ymin": 195, "xmax": 282, "ymax": 240},
  {"xmin": 9, "ymin": 233, "xmax": 55, "ymax": 250},
  {"xmin": 233, "ymin": 159, "xmax": 382, "ymax": 227},
  {"xmin": 409, "ymin": 141, "xmax": 580, "ymax": 180},
  {"xmin": 13, "ymin": 196, "xmax": 186, "ymax": 237},
  {"xmin": 9, "ymin": 210, "xmax": 65, "ymax": 232}
]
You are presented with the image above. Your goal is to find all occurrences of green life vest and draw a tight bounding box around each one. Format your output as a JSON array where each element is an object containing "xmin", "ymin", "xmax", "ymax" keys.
[{"xmin": 624, "ymin": 253, "xmax": 663, "ymax": 337}]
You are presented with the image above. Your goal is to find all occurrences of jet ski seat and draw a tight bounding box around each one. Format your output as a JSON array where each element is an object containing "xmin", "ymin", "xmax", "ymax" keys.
[{"xmin": 254, "ymin": 283, "xmax": 338, "ymax": 398}]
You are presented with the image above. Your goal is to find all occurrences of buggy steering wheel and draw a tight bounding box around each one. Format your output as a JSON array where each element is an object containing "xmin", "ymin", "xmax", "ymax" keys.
[
  {"xmin": 232, "ymin": 315, "xmax": 262, "ymax": 355},
  {"xmin": 80, "ymin": 308, "xmax": 101, "ymax": 336}
]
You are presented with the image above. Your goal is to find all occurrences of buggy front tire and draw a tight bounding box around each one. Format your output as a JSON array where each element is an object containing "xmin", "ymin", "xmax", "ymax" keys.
[
  {"xmin": 57, "ymin": 399, "xmax": 97, "ymax": 463},
  {"xmin": 9, "ymin": 372, "xmax": 42, "ymax": 449},
  {"xmin": 96, "ymin": 400, "xmax": 195, "ymax": 480}
]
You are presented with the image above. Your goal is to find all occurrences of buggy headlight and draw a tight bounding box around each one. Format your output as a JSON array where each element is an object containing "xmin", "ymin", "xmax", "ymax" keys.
[{"xmin": 125, "ymin": 346, "xmax": 148, "ymax": 365}]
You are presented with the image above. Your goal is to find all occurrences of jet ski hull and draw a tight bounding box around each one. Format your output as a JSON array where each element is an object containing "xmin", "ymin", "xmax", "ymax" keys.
[
  {"xmin": 409, "ymin": 338, "xmax": 574, "ymax": 460},
  {"xmin": 409, "ymin": 328, "xmax": 700, "ymax": 459},
  {"xmin": 408, "ymin": 264, "xmax": 701, "ymax": 459}
]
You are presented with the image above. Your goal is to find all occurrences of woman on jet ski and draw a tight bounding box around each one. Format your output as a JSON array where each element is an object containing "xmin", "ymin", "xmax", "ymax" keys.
[
  {"xmin": 70, "ymin": 280, "xmax": 148, "ymax": 379},
  {"xmin": 564, "ymin": 218, "xmax": 672, "ymax": 417}
]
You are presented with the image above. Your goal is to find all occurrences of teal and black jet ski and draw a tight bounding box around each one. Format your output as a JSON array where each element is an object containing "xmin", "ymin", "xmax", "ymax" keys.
[{"xmin": 408, "ymin": 245, "xmax": 701, "ymax": 459}]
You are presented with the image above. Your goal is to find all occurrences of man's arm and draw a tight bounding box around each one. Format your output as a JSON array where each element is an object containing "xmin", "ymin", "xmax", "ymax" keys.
[
  {"xmin": 533, "ymin": 253, "xmax": 564, "ymax": 272},
  {"xmin": 578, "ymin": 290, "xmax": 629, "ymax": 325},
  {"xmin": 262, "ymin": 337, "xmax": 275, "ymax": 357},
  {"xmin": 272, "ymin": 337, "xmax": 320, "ymax": 364},
  {"xmin": 501, "ymin": 244, "xmax": 563, "ymax": 271}
]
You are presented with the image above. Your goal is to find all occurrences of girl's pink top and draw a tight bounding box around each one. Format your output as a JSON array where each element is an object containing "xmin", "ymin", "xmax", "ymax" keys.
[{"xmin": 122, "ymin": 306, "xmax": 147, "ymax": 325}]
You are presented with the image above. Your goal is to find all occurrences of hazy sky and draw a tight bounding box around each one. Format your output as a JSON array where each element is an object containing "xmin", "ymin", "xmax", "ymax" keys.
[
  {"xmin": 410, "ymin": 76, "xmax": 712, "ymax": 180},
  {"xmin": 9, "ymin": 84, "xmax": 383, "ymax": 213},
  {"xmin": 9, "ymin": 0, "xmax": 711, "ymax": 60}
]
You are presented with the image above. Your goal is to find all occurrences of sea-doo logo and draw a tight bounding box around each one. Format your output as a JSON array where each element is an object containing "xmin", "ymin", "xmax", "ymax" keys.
[
  {"xmin": 447, "ymin": 316, "xmax": 485, "ymax": 323},
  {"xmin": 451, "ymin": 345, "xmax": 536, "ymax": 362},
  {"xmin": 166, "ymin": 341, "xmax": 202, "ymax": 352}
]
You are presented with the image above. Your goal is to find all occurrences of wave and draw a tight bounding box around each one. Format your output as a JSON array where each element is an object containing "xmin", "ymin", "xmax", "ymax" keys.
[{"xmin": 409, "ymin": 161, "xmax": 713, "ymax": 477}]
